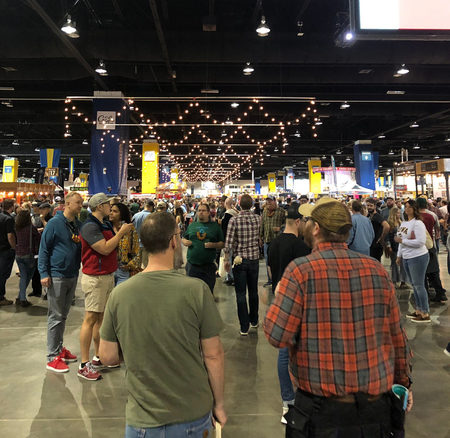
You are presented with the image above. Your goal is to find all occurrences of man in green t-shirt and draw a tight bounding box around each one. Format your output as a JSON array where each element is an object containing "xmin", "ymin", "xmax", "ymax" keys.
[
  {"xmin": 182, "ymin": 203, "xmax": 224, "ymax": 293},
  {"xmin": 99, "ymin": 212, "xmax": 226, "ymax": 436}
]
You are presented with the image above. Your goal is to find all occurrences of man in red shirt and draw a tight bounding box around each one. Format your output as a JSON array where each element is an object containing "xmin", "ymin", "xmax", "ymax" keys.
[
  {"xmin": 78, "ymin": 193, "xmax": 133, "ymax": 380},
  {"xmin": 264, "ymin": 198, "xmax": 412, "ymax": 436}
]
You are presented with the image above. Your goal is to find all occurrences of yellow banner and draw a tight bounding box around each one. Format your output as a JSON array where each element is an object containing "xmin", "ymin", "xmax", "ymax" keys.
[
  {"xmin": 308, "ymin": 159, "xmax": 322, "ymax": 194},
  {"xmin": 79, "ymin": 173, "xmax": 88, "ymax": 187},
  {"xmin": 268, "ymin": 172, "xmax": 276, "ymax": 193},
  {"xmin": 142, "ymin": 142, "xmax": 159, "ymax": 194},
  {"xmin": 2, "ymin": 158, "xmax": 18, "ymax": 182},
  {"xmin": 170, "ymin": 168, "xmax": 179, "ymax": 185}
]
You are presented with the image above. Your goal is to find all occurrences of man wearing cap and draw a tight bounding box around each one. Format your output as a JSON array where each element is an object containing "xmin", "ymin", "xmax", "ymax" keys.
[
  {"xmin": 132, "ymin": 199, "xmax": 155, "ymax": 268},
  {"xmin": 78, "ymin": 193, "xmax": 133, "ymax": 381},
  {"xmin": 53, "ymin": 196, "xmax": 65, "ymax": 216},
  {"xmin": 39, "ymin": 202, "xmax": 53, "ymax": 228},
  {"xmin": 156, "ymin": 201, "xmax": 167, "ymax": 212},
  {"xmin": 267, "ymin": 204, "xmax": 310, "ymax": 424},
  {"xmin": 260, "ymin": 197, "xmax": 286, "ymax": 287},
  {"xmin": 264, "ymin": 198, "xmax": 413, "ymax": 436},
  {"xmin": 31, "ymin": 201, "xmax": 44, "ymax": 229}
]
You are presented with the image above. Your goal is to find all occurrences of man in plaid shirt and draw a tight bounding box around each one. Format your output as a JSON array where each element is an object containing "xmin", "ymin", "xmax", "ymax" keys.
[
  {"xmin": 224, "ymin": 194, "xmax": 262, "ymax": 335},
  {"xmin": 264, "ymin": 198, "xmax": 413, "ymax": 437}
]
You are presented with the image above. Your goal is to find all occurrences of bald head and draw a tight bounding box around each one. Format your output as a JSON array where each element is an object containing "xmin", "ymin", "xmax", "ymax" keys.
[{"xmin": 224, "ymin": 198, "xmax": 234, "ymax": 209}]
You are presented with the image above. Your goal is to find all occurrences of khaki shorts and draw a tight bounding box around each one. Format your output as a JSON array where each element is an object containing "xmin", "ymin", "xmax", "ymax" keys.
[{"xmin": 81, "ymin": 273, "xmax": 115, "ymax": 313}]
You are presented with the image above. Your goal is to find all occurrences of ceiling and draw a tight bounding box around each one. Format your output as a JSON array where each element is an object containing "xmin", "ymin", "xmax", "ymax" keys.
[{"xmin": 1, "ymin": 0, "xmax": 450, "ymax": 182}]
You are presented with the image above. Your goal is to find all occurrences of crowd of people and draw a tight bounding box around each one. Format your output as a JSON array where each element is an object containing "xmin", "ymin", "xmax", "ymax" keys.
[{"xmin": 0, "ymin": 190, "xmax": 449, "ymax": 437}]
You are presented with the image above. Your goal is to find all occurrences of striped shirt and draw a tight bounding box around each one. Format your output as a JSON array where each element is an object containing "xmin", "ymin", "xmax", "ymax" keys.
[
  {"xmin": 225, "ymin": 210, "xmax": 261, "ymax": 260},
  {"xmin": 264, "ymin": 242, "xmax": 412, "ymax": 397}
]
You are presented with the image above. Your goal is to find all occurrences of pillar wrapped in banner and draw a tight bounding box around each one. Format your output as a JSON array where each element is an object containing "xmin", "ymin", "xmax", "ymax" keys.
[
  {"xmin": 89, "ymin": 91, "xmax": 129, "ymax": 195},
  {"xmin": 159, "ymin": 165, "xmax": 171, "ymax": 184},
  {"xmin": 267, "ymin": 172, "xmax": 276, "ymax": 193},
  {"xmin": 353, "ymin": 140, "xmax": 375, "ymax": 190},
  {"xmin": 2, "ymin": 158, "xmax": 18, "ymax": 182},
  {"xmin": 308, "ymin": 159, "xmax": 322, "ymax": 194},
  {"xmin": 170, "ymin": 167, "xmax": 179, "ymax": 185},
  {"xmin": 142, "ymin": 142, "xmax": 159, "ymax": 194},
  {"xmin": 255, "ymin": 177, "xmax": 261, "ymax": 195},
  {"xmin": 285, "ymin": 167, "xmax": 294, "ymax": 191}
]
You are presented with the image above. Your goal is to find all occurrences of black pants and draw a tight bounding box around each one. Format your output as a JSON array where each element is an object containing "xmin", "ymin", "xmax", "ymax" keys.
[
  {"xmin": 32, "ymin": 266, "xmax": 42, "ymax": 295},
  {"xmin": 370, "ymin": 245, "xmax": 383, "ymax": 262},
  {"xmin": 285, "ymin": 389, "xmax": 395, "ymax": 438},
  {"xmin": 185, "ymin": 262, "xmax": 216, "ymax": 294},
  {"xmin": 0, "ymin": 249, "xmax": 15, "ymax": 299}
]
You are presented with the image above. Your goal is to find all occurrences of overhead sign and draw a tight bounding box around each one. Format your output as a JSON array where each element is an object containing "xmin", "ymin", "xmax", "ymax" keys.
[
  {"xmin": 313, "ymin": 167, "xmax": 356, "ymax": 173},
  {"xmin": 144, "ymin": 150, "xmax": 156, "ymax": 162},
  {"xmin": 395, "ymin": 161, "xmax": 416, "ymax": 174},
  {"xmin": 96, "ymin": 111, "xmax": 116, "ymax": 130}
]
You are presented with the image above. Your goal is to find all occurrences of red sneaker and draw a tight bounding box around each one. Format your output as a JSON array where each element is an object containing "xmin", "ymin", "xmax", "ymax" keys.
[
  {"xmin": 78, "ymin": 362, "xmax": 102, "ymax": 381},
  {"xmin": 92, "ymin": 355, "xmax": 120, "ymax": 369},
  {"xmin": 60, "ymin": 347, "xmax": 77, "ymax": 363},
  {"xmin": 47, "ymin": 356, "xmax": 69, "ymax": 373}
]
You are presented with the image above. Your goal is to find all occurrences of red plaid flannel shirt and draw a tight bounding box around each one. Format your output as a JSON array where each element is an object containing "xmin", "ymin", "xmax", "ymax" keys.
[{"xmin": 264, "ymin": 242, "xmax": 412, "ymax": 397}]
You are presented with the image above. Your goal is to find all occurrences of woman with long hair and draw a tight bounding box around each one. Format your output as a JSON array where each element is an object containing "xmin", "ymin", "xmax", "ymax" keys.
[
  {"xmin": 395, "ymin": 199, "xmax": 430, "ymax": 323},
  {"xmin": 174, "ymin": 207, "xmax": 185, "ymax": 234},
  {"xmin": 15, "ymin": 208, "xmax": 40, "ymax": 307},
  {"xmin": 109, "ymin": 203, "xmax": 141, "ymax": 285},
  {"xmin": 386, "ymin": 207, "xmax": 407, "ymax": 288}
]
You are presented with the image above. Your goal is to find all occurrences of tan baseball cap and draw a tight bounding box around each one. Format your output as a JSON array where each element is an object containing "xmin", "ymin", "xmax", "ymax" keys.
[{"xmin": 298, "ymin": 197, "xmax": 352, "ymax": 234}]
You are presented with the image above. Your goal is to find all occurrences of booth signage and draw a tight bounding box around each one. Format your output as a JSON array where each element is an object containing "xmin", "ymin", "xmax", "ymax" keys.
[
  {"xmin": 96, "ymin": 111, "xmax": 116, "ymax": 130},
  {"xmin": 420, "ymin": 161, "xmax": 439, "ymax": 172},
  {"xmin": 396, "ymin": 185, "xmax": 407, "ymax": 191},
  {"xmin": 144, "ymin": 150, "xmax": 156, "ymax": 162},
  {"xmin": 70, "ymin": 186, "xmax": 89, "ymax": 191},
  {"xmin": 313, "ymin": 167, "xmax": 355, "ymax": 173},
  {"xmin": 395, "ymin": 161, "xmax": 416, "ymax": 174}
]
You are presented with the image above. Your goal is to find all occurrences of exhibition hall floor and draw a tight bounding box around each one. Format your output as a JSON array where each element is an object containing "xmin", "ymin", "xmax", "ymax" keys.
[{"xmin": 0, "ymin": 254, "xmax": 449, "ymax": 438}]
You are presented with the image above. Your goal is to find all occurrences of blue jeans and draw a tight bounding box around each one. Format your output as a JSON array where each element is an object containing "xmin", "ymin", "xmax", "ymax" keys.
[
  {"xmin": 263, "ymin": 243, "xmax": 271, "ymax": 282},
  {"xmin": 186, "ymin": 262, "xmax": 216, "ymax": 293},
  {"xmin": 233, "ymin": 259, "xmax": 259, "ymax": 332},
  {"xmin": 403, "ymin": 253, "xmax": 430, "ymax": 314},
  {"xmin": 125, "ymin": 412, "xmax": 212, "ymax": 438},
  {"xmin": 278, "ymin": 348, "xmax": 295, "ymax": 404},
  {"xmin": 389, "ymin": 252, "xmax": 406, "ymax": 283},
  {"xmin": 16, "ymin": 255, "xmax": 36, "ymax": 301},
  {"xmin": 115, "ymin": 268, "xmax": 130, "ymax": 285}
]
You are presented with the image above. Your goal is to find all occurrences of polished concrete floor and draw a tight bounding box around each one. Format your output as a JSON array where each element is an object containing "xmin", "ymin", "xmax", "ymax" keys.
[{"xmin": 0, "ymin": 252, "xmax": 449, "ymax": 438}]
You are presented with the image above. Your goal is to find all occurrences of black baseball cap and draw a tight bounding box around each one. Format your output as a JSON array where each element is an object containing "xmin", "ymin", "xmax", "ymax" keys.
[{"xmin": 287, "ymin": 205, "xmax": 302, "ymax": 220}]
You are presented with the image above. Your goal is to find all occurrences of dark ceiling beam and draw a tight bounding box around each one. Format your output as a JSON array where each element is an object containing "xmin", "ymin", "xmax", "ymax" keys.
[
  {"xmin": 111, "ymin": 0, "xmax": 125, "ymax": 22},
  {"xmin": 22, "ymin": 0, "xmax": 108, "ymax": 90},
  {"xmin": 148, "ymin": 0, "xmax": 177, "ymax": 93}
]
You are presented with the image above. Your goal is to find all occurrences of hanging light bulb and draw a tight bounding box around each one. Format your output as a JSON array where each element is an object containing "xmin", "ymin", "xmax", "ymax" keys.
[
  {"xmin": 396, "ymin": 64, "xmax": 409, "ymax": 75},
  {"xmin": 61, "ymin": 15, "xmax": 79, "ymax": 38},
  {"xmin": 95, "ymin": 60, "xmax": 108, "ymax": 76},
  {"xmin": 256, "ymin": 15, "xmax": 271, "ymax": 37},
  {"xmin": 243, "ymin": 62, "xmax": 255, "ymax": 76}
]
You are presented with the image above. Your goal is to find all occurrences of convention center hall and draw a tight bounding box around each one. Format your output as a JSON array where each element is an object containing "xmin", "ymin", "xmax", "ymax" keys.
[{"xmin": 0, "ymin": 1, "xmax": 449, "ymax": 437}]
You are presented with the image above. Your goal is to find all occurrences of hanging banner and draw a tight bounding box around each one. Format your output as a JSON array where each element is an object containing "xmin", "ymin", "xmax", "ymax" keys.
[
  {"xmin": 69, "ymin": 157, "xmax": 74, "ymax": 175},
  {"xmin": 255, "ymin": 177, "xmax": 261, "ymax": 195},
  {"xmin": 308, "ymin": 159, "xmax": 322, "ymax": 194},
  {"xmin": 2, "ymin": 158, "xmax": 18, "ymax": 182},
  {"xmin": 39, "ymin": 148, "xmax": 61, "ymax": 169},
  {"xmin": 268, "ymin": 172, "xmax": 276, "ymax": 193},
  {"xmin": 142, "ymin": 142, "xmax": 159, "ymax": 194}
]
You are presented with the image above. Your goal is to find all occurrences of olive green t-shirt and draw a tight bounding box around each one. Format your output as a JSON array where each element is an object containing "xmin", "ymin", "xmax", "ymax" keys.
[
  {"xmin": 183, "ymin": 221, "xmax": 224, "ymax": 265},
  {"xmin": 100, "ymin": 270, "xmax": 223, "ymax": 428}
]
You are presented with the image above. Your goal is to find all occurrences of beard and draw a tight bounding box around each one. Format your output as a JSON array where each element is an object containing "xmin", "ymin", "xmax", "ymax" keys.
[{"xmin": 173, "ymin": 243, "xmax": 184, "ymax": 270}]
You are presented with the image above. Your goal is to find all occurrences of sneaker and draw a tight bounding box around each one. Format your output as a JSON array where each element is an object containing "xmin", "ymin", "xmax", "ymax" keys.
[
  {"xmin": 78, "ymin": 362, "xmax": 102, "ymax": 381},
  {"xmin": 410, "ymin": 315, "xmax": 431, "ymax": 324},
  {"xmin": 0, "ymin": 298, "xmax": 13, "ymax": 306},
  {"xmin": 60, "ymin": 347, "xmax": 77, "ymax": 363},
  {"xmin": 281, "ymin": 406, "xmax": 289, "ymax": 425},
  {"xmin": 444, "ymin": 343, "xmax": 450, "ymax": 357},
  {"xmin": 15, "ymin": 299, "xmax": 32, "ymax": 307},
  {"xmin": 250, "ymin": 322, "xmax": 259, "ymax": 329},
  {"xmin": 92, "ymin": 355, "xmax": 120, "ymax": 369},
  {"xmin": 405, "ymin": 311, "xmax": 419, "ymax": 319},
  {"xmin": 47, "ymin": 355, "xmax": 69, "ymax": 373},
  {"xmin": 263, "ymin": 281, "xmax": 272, "ymax": 287},
  {"xmin": 28, "ymin": 291, "xmax": 42, "ymax": 297},
  {"xmin": 239, "ymin": 330, "xmax": 249, "ymax": 336}
]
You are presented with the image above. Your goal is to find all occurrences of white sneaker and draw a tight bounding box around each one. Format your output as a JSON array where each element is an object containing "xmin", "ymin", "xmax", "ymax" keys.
[{"xmin": 281, "ymin": 406, "xmax": 289, "ymax": 424}]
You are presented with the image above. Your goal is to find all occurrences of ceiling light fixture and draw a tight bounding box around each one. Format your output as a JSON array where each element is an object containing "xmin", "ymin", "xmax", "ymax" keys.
[
  {"xmin": 256, "ymin": 16, "xmax": 270, "ymax": 37},
  {"xmin": 95, "ymin": 60, "xmax": 108, "ymax": 76},
  {"xmin": 413, "ymin": 144, "xmax": 421, "ymax": 149},
  {"xmin": 396, "ymin": 64, "xmax": 409, "ymax": 75},
  {"xmin": 296, "ymin": 21, "xmax": 304, "ymax": 37},
  {"xmin": 345, "ymin": 31, "xmax": 354, "ymax": 41},
  {"xmin": 12, "ymin": 139, "xmax": 19, "ymax": 146},
  {"xmin": 386, "ymin": 90, "xmax": 406, "ymax": 95},
  {"xmin": 445, "ymin": 137, "xmax": 450, "ymax": 142},
  {"xmin": 243, "ymin": 62, "xmax": 254, "ymax": 76},
  {"xmin": 378, "ymin": 134, "xmax": 386, "ymax": 139},
  {"xmin": 294, "ymin": 130, "xmax": 301, "ymax": 138},
  {"xmin": 388, "ymin": 149, "xmax": 394, "ymax": 155},
  {"xmin": 231, "ymin": 102, "xmax": 239, "ymax": 108},
  {"xmin": 410, "ymin": 122, "xmax": 419, "ymax": 128},
  {"xmin": 315, "ymin": 119, "xmax": 323, "ymax": 126},
  {"xmin": 336, "ymin": 149, "xmax": 342, "ymax": 155},
  {"xmin": 340, "ymin": 101, "xmax": 350, "ymax": 110},
  {"xmin": 434, "ymin": 155, "xmax": 440, "ymax": 159},
  {"xmin": 82, "ymin": 139, "xmax": 88, "ymax": 145},
  {"xmin": 61, "ymin": 15, "xmax": 79, "ymax": 38}
]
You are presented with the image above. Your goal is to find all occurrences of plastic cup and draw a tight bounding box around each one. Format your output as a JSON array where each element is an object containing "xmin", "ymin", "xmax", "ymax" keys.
[{"xmin": 392, "ymin": 384, "xmax": 409, "ymax": 411}]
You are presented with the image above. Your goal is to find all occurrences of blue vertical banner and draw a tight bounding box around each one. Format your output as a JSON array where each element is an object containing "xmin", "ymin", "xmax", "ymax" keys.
[
  {"xmin": 39, "ymin": 149, "xmax": 61, "ymax": 168},
  {"xmin": 255, "ymin": 177, "xmax": 261, "ymax": 194},
  {"xmin": 89, "ymin": 92, "xmax": 129, "ymax": 195},
  {"xmin": 354, "ymin": 141, "xmax": 375, "ymax": 190},
  {"xmin": 159, "ymin": 165, "xmax": 171, "ymax": 184}
]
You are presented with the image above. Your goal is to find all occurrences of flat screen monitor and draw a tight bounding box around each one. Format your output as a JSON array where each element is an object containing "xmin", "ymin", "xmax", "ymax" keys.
[{"xmin": 354, "ymin": 0, "xmax": 450, "ymax": 39}]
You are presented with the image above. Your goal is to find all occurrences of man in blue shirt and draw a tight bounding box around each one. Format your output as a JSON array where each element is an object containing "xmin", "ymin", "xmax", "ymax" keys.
[
  {"xmin": 132, "ymin": 200, "xmax": 154, "ymax": 268},
  {"xmin": 347, "ymin": 200, "xmax": 375, "ymax": 256},
  {"xmin": 38, "ymin": 192, "xmax": 83, "ymax": 373}
]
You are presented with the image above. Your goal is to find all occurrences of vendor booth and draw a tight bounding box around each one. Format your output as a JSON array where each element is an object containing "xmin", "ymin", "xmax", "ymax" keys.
[
  {"xmin": 415, "ymin": 158, "xmax": 450, "ymax": 200},
  {"xmin": 393, "ymin": 161, "xmax": 417, "ymax": 199},
  {"xmin": 0, "ymin": 182, "xmax": 56, "ymax": 203}
]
